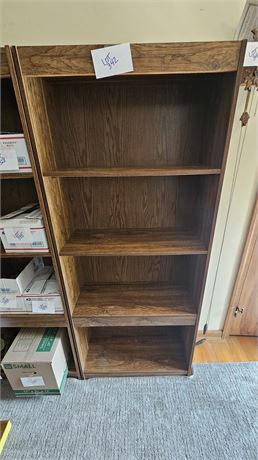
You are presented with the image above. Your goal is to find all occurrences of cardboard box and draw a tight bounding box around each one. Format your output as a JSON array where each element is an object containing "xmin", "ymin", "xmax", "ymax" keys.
[
  {"xmin": 0, "ymin": 134, "xmax": 32, "ymax": 173},
  {"xmin": 19, "ymin": 271, "xmax": 64, "ymax": 314},
  {"xmin": 0, "ymin": 257, "xmax": 45, "ymax": 312},
  {"xmin": 1, "ymin": 328, "xmax": 69, "ymax": 396},
  {"xmin": 0, "ymin": 204, "xmax": 48, "ymax": 253},
  {"xmin": 0, "ymin": 258, "xmax": 63, "ymax": 313}
]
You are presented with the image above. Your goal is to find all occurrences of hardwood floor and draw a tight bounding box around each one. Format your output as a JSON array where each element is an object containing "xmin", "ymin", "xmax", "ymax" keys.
[{"xmin": 193, "ymin": 336, "xmax": 258, "ymax": 363}]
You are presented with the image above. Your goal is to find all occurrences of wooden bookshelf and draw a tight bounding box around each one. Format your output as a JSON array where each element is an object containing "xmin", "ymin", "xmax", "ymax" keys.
[
  {"xmin": 0, "ymin": 313, "xmax": 66, "ymax": 328},
  {"xmin": 60, "ymin": 229, "xmax": 208, "ymax": 256},
  {"xmin": 43, "ymin": 167, "xmax": 221, "ymax": 178},
  {"xmin": 0, "ymin": 250, "xmax": 50, "ymax": 258},
  {"xmin": 73, "ymin": 284, "xmax": 197, "ymax": 327},
  {"xmin": 84, "ymin": 327, "xmax": 188, "ymax": 377},
  {"xmin": 14, "ymin": 41, "xmax": 246, "ymax": 377},
  {"xmin": 0, "ymin": 172, "xmax": 34, "ymax": 179},
  {"xmin": 0, "ymin": 48, "xmax": 81, "ymax": 378}
]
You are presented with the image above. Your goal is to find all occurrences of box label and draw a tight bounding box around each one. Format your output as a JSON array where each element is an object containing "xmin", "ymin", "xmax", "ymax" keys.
[
  {"xmin": 91, "ymin": 43, "xmax": 133, "ymax": 79},
  {"xmin": 0, "ymin": 295, "xmax": 16, "ymax": 309},
  {"xmin": 20, "ymin": 376, "xmax": 45, "ymax": 387},
  {"xmin": 244, "ymin": 42, "xmax": 258, "ymax": 66},
  {"xmin": 3, "ymin": 363, "xmax": 36, "ymax": 369},
  {"xmin": 36, "ymin": 328, "xmax": 58, "ymax": 352},
  {"xmin": 0, "ymin": 148, "xmax": 19, "ymax": 171},
  {"xmin": 32, "ymin": 299, "xmax": 55, "ymax": 314},
  {"xmin": 4, "ymin": 227, "xmax": 32, "ymax": 245}
]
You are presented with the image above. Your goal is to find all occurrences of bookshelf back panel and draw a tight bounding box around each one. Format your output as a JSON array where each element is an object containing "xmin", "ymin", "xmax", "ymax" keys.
[
  {"xmin": 1, "ymin": 178, "xmax": 38, "ymax": 216},
  {"xmin": 61, "ymin": 176, "xmax": 218, "ymax": 235},
  {"xmin": 42, "ymin": 73, "xmax": 234, "ymax": 170},
  {"xmin": 76, "ymin": 255, "xmax": 206, "ymax": 291}
]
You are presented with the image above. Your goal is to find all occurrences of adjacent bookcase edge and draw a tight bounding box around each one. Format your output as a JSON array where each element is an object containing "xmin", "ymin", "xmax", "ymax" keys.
[{"xmin": 0, "ymin": 47, "xmax": 81, "ymax": 379}]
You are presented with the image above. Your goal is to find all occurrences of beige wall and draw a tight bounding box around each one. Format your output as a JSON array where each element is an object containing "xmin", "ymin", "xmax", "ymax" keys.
[{"xmin": 1, "ymin": 0, "xmax": 257, "ymax": 330}]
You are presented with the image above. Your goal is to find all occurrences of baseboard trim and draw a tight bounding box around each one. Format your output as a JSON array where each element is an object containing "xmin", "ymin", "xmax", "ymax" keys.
[{"xmin": 197, "ymin": 330, "xmax": 223, "ymax": 339}]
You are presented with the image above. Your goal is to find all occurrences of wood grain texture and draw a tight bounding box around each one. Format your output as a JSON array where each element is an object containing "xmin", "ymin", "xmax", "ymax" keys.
[
  {"xmin": 43, "ymin": 74, "xmax": 230, "ymax": 171},
  {"xmin": 76, "ymin": 255, "xmax": 203, "ymax": 286},
  {"xmin": 0, "ymin": 313, "xmax": 66, "ymax": 327},
  {"xmin": 0, "ymin": 173, "xmax": 34, "ymax": 179},
  {"xmin": 73, "ymin": 284, "xmax": 196, "ymax": 326},
  {"xmin": 223, "ymin": 199, "xmax": 258, "ymax": 337},
  {"xmin": 74, "ymin": 326, "xmax": 90, "ymax": 377},
  {"xmin": 14, "ymin": 40, "xmax": 246, "ymax": 378},
  {"xmin": 43, "ymin": 167, "xmax": 221, "ymax": 177},
  {"xmin": 61, "ymin": 229, "xmax": 208, "ymax": 256},
  {"xmin": 61, "ymin": 176, "xmax": 208, "ymax": 233},
  {"xmin": 193, "ymin": 336, "xmax": 258, "ymax": 363},
  {"xmin": 7, "ymin": 46, "xmax": 81, "ymax": 378},
  {"xmin": 0, "ymin": 48, "xmax": 9, "ymax": 77},
  {"xmin": 17, "ymin": 42, "xmax": 241, "ymax": 77},
  {"xmin": 84, "ymin": 327, "xmax": 187, "ymax": 377}
]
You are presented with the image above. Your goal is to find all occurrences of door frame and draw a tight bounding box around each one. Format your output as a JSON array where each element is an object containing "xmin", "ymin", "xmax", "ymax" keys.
[{"xmin": 222, "ymin": 197, "xmax": 258, "ymax": 338}]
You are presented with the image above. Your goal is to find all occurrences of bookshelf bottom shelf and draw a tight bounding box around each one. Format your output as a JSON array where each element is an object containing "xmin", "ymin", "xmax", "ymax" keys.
[{"xmin": 83, "ymin": 327, "xmax": 188, "ymax": 377}]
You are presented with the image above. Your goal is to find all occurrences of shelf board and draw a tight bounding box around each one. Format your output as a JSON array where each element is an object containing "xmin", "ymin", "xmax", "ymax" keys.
[
  {"xmin": 73, "ymin": 284, "xmax": 197, "ymax": 327},
  {"xmin": 0, "ymin": 313, "xmax": 66, "ymax": 327},
  {"xmin": 60, "ymin": 229, "xmax": 208, "ymax": 256},
  {"xmin": 84, "ymin": 330, "xmax": 187, "ymax": 377},
  {"xmin": 1, "ymin": 251, "xmax": 51, "ymax": 258},
  {"xmin": 43, "ymin": 166, "xmax": 221, "ymax": 178},
  {"xmin": 0, "ymin": 172, "xmax": 34, "ymax": 179}
]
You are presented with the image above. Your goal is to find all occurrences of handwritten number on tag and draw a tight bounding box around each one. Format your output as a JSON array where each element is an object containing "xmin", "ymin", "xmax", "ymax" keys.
[
  {"xmin": 91, "ymin": 43, "xmax": 133, "ymax": 79},
  {"xmin": 101, "ymin": 52, "xmax": 119, "ymax": 70}
]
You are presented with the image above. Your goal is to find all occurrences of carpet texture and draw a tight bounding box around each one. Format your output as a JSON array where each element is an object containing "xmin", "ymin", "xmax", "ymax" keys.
[{"xmin": 0, "ymin": 362, "xmax": 257, "ymax": 460}]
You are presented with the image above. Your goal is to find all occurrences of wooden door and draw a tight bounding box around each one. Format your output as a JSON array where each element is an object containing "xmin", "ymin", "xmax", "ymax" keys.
[{"xmin": 223, "ymin": 199, "xmax": 258, "ymax": 337}]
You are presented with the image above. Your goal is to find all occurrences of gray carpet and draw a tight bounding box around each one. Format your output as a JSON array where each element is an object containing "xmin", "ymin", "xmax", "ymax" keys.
[{"xmin": 0, "ymin": 362, "xmax": 257, "ymax": 460}]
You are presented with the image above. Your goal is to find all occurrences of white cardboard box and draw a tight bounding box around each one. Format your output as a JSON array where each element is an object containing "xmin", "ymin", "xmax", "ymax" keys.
[
  {"xmin": 0, "ymin": 204, "xmax": 48, "ymax": 253},
  {"xmin": 1, "ymin": 328, "xmax": 69, "ymax": 396},
  {"xmin": 19, "ymin": 271, "xmax": 63, "ymax": 313},
  {"xmin": 0, "ymin": 258, "xmax": 63, "ymax": 313},
  {"xmin": 0, "ymin": 257, "xmax": 44, "ymax": 295},
  {"xmin": 0, "ymin": 134, "xmax": 32, "ymax": 173},
  {"xmin": 0, "ymin": 257, "xmax": 44, "ymax": 312}
]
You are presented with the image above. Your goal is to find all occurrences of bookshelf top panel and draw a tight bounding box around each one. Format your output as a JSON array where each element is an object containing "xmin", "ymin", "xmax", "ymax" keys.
[{"xmin": 16, "ymin": 41, "xmax": 243, "ymax": 77}]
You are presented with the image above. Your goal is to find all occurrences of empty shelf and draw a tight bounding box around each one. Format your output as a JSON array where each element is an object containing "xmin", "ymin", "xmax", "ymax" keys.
[
  {"xmin": 84, "ymin": 329, "xmax": 188, "ymax": 377},
  {"xmin": 73, "ymin": 284, "xmax": 197, "ymax": 326},
  {"xmin": 44, "ymin": 166, "xmax": 221, "ymax": 178},
  {"xmin": 60, "ymin": 229, "xmax": 208, "ymax": 256}
]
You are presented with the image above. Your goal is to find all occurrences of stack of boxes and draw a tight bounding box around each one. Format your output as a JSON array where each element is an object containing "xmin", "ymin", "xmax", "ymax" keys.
[
  {"xmin": 0, "ymin": 204, "xmax": 49, "ymax": 254},
  {"xmin": 1, "ymin": 123, "xmax": 69, "ymax": 397},
  {"xmin": 0, "ymin": 257, "xmax": 63, "ymax": 314},
  {"xmin": 0, "ymin": 134, "xmax": 32, "ymax": 173}
]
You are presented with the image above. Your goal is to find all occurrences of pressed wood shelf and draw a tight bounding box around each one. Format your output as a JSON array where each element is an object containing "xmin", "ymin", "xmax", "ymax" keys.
[
  {"xmin": 60, "ymin": 229, "xmax": 208, "ymax": 256},
  {"xmin": 73, "ymin": 284, "xmax": 197, "ymax": 327},
  {"xmin": 0, "ymin": 172, "xmax": 34, "ymax": 179},
  {"xmin": 43, "ymin": 166, "xmax": 221, "ymax": 178},
  {"xmin": 0, "ymin": 251, "xmax": 51, "ymax": 258},
  {"xmin": 0, "ymin": 313, "xmax": 66, "ymax": 327},
  {"xmin": 84, "ymin": 328, "xmax": 188, "ymax": 377}
]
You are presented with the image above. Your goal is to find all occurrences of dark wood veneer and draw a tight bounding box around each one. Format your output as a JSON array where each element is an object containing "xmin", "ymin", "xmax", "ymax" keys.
[{"xmin": 14, "ymin": 41, "xmax": 246, "ymax": 377}]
